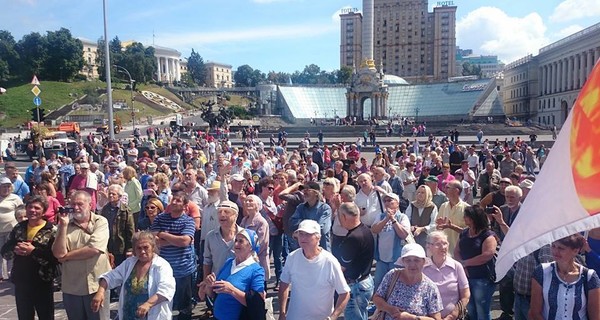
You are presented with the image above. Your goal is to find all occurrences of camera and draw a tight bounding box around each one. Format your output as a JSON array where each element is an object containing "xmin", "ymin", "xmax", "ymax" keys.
[{"xmin": 485, "ymin": 205, "xmax": 495, "ymax": 214}]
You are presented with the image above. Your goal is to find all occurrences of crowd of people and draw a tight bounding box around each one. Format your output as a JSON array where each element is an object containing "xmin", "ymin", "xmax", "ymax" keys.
[{"xmin": 0, "ymin": 125, "xmax": 598, "ymax": 320}]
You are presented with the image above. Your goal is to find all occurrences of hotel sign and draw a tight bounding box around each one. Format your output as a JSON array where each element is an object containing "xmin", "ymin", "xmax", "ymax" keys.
[
  {"xmin": 436, "ymin": 1, "xmax": 455, "ymax": 6},
  {"xmin": 341, "ymin": 8, "xmax": 359, "ymax": 14}
]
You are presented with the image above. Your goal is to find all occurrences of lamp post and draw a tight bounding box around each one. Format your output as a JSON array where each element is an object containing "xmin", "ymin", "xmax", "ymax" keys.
[
  {"xmin": 102, "ymin": 0, "xmax": 115, "ymax": 140},
  {"xmin": 114, "ymin": 65, "xmax": 135, "ymax": 130},
  {"xmin": 415, "ymin": 107, "xmax": 420, "ymax": 124}
]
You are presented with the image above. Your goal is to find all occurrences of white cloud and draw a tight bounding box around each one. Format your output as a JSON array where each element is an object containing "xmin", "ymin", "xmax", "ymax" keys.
[
  {"xmin": 157, "ymin": 23, "xmax": 338, "ymax": 48},
  {"xmin": 457, "ymin": 7, "xmax": 549, "ymax": 63},
  {"xmin": 550, "ymin": 0, "xmax": 600, "ymax": 23}
]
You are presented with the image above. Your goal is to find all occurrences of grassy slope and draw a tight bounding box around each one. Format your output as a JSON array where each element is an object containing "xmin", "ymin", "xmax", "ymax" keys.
[{"xmin": 0, "ymin": 81, "xmax": 191, "ymax": 128}]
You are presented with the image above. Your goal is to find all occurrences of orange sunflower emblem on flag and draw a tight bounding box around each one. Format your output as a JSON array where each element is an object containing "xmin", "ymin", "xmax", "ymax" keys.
[{"xmin": 571, "ymin": 63, "xmax": 600, "ymax": 215}]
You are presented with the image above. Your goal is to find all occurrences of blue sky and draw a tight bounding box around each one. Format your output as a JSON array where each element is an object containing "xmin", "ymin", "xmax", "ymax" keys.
[{"xmin": 2, "ymin": 0, "xmax": 600, "ymax": 73}]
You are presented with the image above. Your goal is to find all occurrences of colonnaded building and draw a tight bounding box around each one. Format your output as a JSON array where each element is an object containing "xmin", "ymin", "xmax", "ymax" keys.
[{"xmin": 503, "ymin": 22, "xmax": 600, "ymax": 127}]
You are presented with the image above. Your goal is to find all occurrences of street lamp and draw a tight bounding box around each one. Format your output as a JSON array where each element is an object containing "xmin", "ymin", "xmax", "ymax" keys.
[
  {"xmin": 102, "ymin": 0, "xmax": 115, "ymax": 140},
  {"xmin": 114, "ymin": 65, "xmax": 136, "ymax": 130},
  {"xmin": 415, "ymin": 107, "xmax": 420, "ymax": 124}
]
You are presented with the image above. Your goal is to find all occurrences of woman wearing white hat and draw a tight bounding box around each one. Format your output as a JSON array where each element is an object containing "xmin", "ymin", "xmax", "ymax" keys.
[
  {"xmin": 0, "ymin": 177, "xmax": 23, "ymax": 280},
  {"xmin": 372, "ymin": 243, "xmax": 443, "ymax": 320}
]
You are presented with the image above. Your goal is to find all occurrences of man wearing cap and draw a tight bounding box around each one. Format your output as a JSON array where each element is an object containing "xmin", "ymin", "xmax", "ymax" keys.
[
  {"xmin": 279, "ymin": 219, "xmax": 350, "ymax": 320},
  {"xmin": 290, "ymin": 182, "xmax": 332, "ymax": 251},
  {"xmin": 519, "ymin": 179, "xmax": 533, "ymax": 201},
  {"xmin": 436, "ymin": 180, "xmax": 469, "ymax": 256},
  {"xmin": 202, "ymin": 200, "xmax": 242, "ymax": 282},
  {"xmin": 141, "ymin": 162, "xmax": 157, "ymax": 190},
  {"xmin": 3, "ymin": 162, "xmax": 29, "ymax": 199},
  {"xmin": 334, "ymin": 202, "xmax": 375, "ymax": 320},
  {"xmin": 199, "ymin": 181, "xmax": 222, "ymax": 270},
  {"xmin": 424, "ymin": 176, "xmax": 448, "ymax": 210}
]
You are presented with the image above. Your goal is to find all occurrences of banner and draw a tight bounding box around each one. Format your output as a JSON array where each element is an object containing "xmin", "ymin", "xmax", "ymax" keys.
[{"xmin": 495, "ymin": 61, "xmax": 600, "ymax": 279}]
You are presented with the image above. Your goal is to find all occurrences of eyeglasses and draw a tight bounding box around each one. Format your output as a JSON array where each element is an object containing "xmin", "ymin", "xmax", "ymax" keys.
[
  {"xmin": 145, "ymin": 206, "xmax": 157, "ymax": 210},
  {"xmin": 427, "ymin": 242, "xmax": 448, "ymax": 248}
]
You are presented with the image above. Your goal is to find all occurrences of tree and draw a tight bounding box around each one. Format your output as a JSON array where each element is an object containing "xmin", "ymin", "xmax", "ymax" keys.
[
  {"xmin": 0, "ymin": 30, "xmax": 19, "ymax": 82},
  {"xmin": 336, "ymin": 66, "xmax": 353, "ymax": 85},
  {"xmin": 45, "ymin": 28, "xmax": 83, "ymax": 81},
  {"xmin": 462, "ymin": 62, "xmax": 482, "ymax": 78},
  {"xmin": 186, "ymin": 49, "xmax": 206, "ymax": 85},
  {"xmin": 235, "ymin": 65, "xmax": 255, "ymax": 87},
  {"xmin": 15, "ymin": 32, "xmax": 48, "ymax": 80},
  {"xmin": 118, "ymin": 42, "xmax": 156, "ymax": 88},
  {"xmin": 96, "ymin": 36, "xmax": 123, "ymax": 81}
]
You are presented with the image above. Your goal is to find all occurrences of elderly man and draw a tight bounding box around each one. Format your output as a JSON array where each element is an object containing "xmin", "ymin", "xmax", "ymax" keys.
[
  {"xmin": 279, "ymin": 219, "xmax": 350, "ymax": 320},
  {"xmin": 289, "ymin": 182, "xmax": 332, "ymax": 251},
  {"xmin": 435, "ymin": 180, "xmax": 469, "ymax": 256},
  {"xmin": 69, "ymin": 162, "xmax": 98, "ymax": 212},
  {"xmin": 488, "ymin": 185, "xmax": 523, "ymax": 320},
  {"xmin": 354, "ymin": 173, "xmax": 385, "ymax": 228},
  {"xmin": 183, "ymin": 168, "xmax": 208, "ymax": 209},
  {"xmin": 202, "ymin": 200, "xmax": 242, "ymax": 280},
  {"xmin": 3, "ymin": 162, "xmax": 29, "ymax": 199},
  {"xmin": 151, "ymin": 192, "xmax": 197, "ymax": 320},
  {"xmin": 52, "ymin": 191, "xmax": 112, "ymax": 320},
  {"xmin": 478, "ymin": 160, "xmax": 501, "ymax": 198},
  {"xmin": 334, "ymin": 203, "xmax": 375, "ymax": 320},
  {"xmin": 372, "ymin": 166, "xmax": 392, "ymax": 193}
]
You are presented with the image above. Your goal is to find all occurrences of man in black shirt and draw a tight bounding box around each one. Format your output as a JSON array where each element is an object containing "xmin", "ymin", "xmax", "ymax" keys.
[{"xmin": 334, "ymin": 202, "xmax": 375, "ymax": 320}]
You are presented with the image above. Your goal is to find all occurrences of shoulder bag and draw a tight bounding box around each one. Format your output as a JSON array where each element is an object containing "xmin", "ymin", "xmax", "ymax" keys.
[{"xmin": 371, "ymin": 269, "xmax": 401, "ymax": 320}]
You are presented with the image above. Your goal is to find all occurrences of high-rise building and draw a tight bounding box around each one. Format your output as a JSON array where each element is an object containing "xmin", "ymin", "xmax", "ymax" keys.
[
  {"xmin": 339, "ymin": 9, "xmax": 363, "ymax": 69},
  {"xmin": 340, "ymin": 0, "xmax": 457, "ymax": 82},
  {"xmin": 456, "ymin": 47, "xmax": 504, "ymax": 78}
]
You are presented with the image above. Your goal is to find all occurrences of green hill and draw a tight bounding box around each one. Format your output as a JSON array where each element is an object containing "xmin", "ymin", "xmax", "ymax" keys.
[{"xmin": 0, "ymin": 81, "xmax": 193, "ymax": 128}]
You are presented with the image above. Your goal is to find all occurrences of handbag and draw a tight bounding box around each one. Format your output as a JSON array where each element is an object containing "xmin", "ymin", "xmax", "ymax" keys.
[
  {"xmin": 456, "ymin": 300, "xmax": 468, "ymax": 320},
  {"xmin": 371, "ymin": 270, "xmax": 401, "ymax": 320}
]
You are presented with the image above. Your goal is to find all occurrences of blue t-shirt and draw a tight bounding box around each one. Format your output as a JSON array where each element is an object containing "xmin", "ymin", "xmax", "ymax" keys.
[
  {"xmin": 150, "ymin": 213, "xmax": 196, "ymax": 278},
  {"xmin": 213, "ymin": 258, "xmax": 265, "ymax": 320}
]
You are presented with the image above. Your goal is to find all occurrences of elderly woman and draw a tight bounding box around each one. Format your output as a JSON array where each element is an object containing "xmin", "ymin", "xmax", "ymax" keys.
[
  {"xmin": 455, "ymin": 206, "xmax": 498, "ymax": 320},
  {"xmin": 92, "ymin": 231, "xmax": 176, "ymax": 319},
  {"xmin": 122, "ymin": 166, "xmax": 143, "ymax": 228},
  {"xmin": 1, "ymin": 196, "xmax": 59, "ymax": 319},
  {"xmin": 101, "ymin": 184, "xmax": 135, "ymax": 267},
  {"xmin": 529, "ymin": 233, "xmax": 600, "ymax": 320},
  {"xmin": 202, "ymin": 229, "xmax": 265, "ymax": 320},
  {"xmin": 423, "ymin": 231, "xmax": 470, "ymax": 320},
  {"xmin": 138, "ymin": 197, "xmax": 164, "ymax": 231},
  {"xmin": 372, "ymin": 243, "xmax": 443, "ymax": 320},
  {"xmin": 0, "ymin": 177, "xmax": 23, "ymax": 281},
  {"xmin": 406, "ymin": 185, "xmax": 439, "ymax": 248},
  {"xmin": 371, "ymin": 192, "xmax": 412, "ymax": 290},
  {"xmin": 241, "ymin": 195, "xmax": 270, "ymax": 282}
]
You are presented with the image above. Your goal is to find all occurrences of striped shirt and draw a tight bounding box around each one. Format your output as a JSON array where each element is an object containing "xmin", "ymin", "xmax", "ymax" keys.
[
  {"xmin": 151, "ymin": 213, "xmax": 196, "ymax": 278},
  {"xmin": 533, "ymin": 262, "xmax": 600, "ymax": 320}
]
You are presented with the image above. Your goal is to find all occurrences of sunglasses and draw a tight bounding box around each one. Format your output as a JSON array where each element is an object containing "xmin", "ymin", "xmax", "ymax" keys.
[{"xmin": 145, "ymin": 206, "xmax": 157, "ymax": 210}]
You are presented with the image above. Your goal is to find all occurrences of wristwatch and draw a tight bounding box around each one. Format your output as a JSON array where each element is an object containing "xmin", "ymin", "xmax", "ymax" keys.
[{"xmin": 391, "ymin": 219, "xmax": 398, "ymax": 224}]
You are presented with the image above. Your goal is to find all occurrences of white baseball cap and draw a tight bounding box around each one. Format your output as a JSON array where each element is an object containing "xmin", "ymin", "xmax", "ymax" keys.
[{"xmin": 294, "ymin": 219, "xmax": 321, "ymax": 235}]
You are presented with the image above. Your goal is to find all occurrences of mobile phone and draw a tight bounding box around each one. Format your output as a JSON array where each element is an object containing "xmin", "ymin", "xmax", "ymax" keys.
[
  {"xmin": 485, "ymin": 205, "xmax": 495, "ymax": 214},
  {"xmin": 59, "ymin": 207, "xmax": 74, "ymax": 215},
  {"xmin": 143, "ymin": 189, "xmax": 154, "ymax": 196}
]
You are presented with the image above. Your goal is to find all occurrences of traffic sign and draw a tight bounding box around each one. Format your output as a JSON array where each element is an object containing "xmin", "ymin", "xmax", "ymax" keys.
[
  {"xmin": 31, "ymin": 85, "xmax": 41, "ymax": 96},
  {"xmin": 33, "ymin": 96, "xmax": 42, "ymax": 106},
  {"xmin": 31, "ymin": 75, "xmax": 40, "ymax": 85}
]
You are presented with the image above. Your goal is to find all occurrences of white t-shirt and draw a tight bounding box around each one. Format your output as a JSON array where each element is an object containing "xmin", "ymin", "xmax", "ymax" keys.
[
  {"xmin": 281, "ymin": 249, "xmax": 350, "ymax": 320},
  {"xmin": 355, "ymin": 189, "xmax": 383, "ymax": 227}
]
